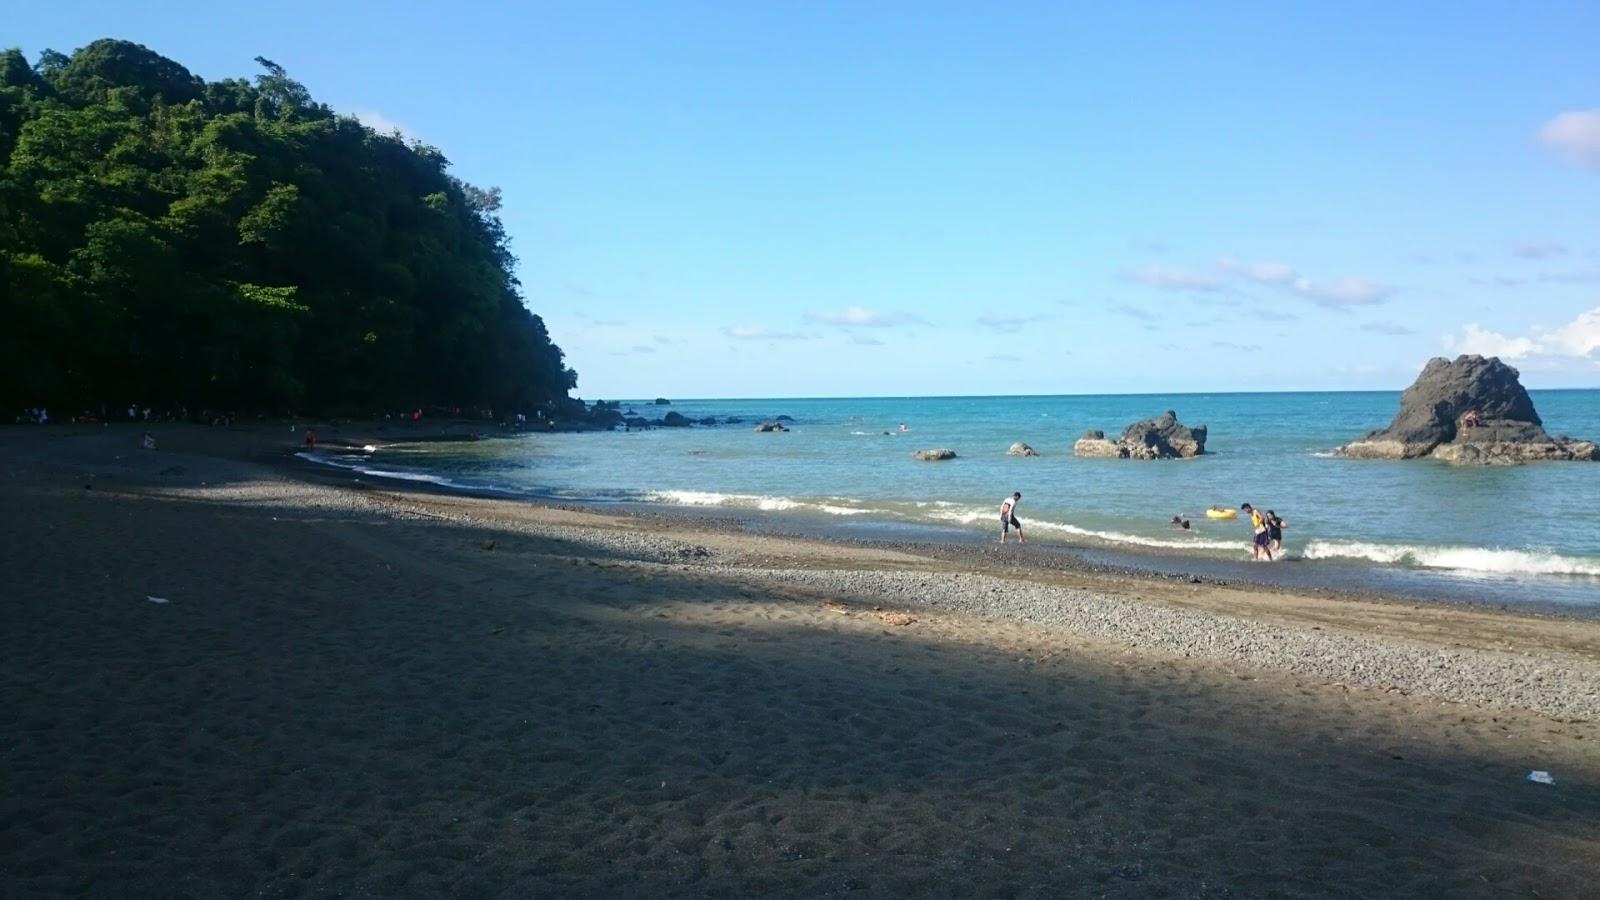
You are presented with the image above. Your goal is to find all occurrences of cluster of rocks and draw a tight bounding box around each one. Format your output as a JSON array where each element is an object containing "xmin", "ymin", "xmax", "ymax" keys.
[
  {"xmin": 1007, "ymin": 442, "xmax": 1039, "ymax": 457},
  {"xmin": 593, "ymin": 405, "xmax": 792, "ymax": 431},
  {"xmin": 1338, "ymin": 355, "xmax": 1597, "ymax": 465},
  {"xmin": 912, "ymin": 448, "xmax": 958, "ymax": 461},
  {"xmin": 1074, "ymin": 410, "xmax": 1207, "ymax": 459}
]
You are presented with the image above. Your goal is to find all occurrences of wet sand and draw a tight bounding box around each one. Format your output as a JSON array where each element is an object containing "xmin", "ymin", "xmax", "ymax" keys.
[{"xmin": 2, "ymin": 424, "xmax": 1598, "ymax": 896}]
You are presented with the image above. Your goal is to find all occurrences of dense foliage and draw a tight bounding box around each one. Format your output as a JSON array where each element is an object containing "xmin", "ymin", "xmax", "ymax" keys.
[{"xmin": 0, "ymin": 39, "xmax": 576, "ymax": 416}]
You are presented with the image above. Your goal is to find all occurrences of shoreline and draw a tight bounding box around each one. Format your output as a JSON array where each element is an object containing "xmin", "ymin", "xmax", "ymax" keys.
[
  {"xmin": 4, "ymin": 423, "xmax": 1599, "ymax": 894},
  {"xmin": 286, "ymin": 437, "xmax": 1600, "ymax": 620},
  {"xmin": 14, "ymin": 420, "xmax": 1600, "ymax": 617}
]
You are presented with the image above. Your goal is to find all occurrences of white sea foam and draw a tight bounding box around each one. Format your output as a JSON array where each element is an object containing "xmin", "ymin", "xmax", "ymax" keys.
[
  {"xmin": 295, "ymin": 450, "xmax": 464, "ymax": 489},
  {"xmin": 1303, "ymin": 540, "xmax": 1600, "ymax": 578},
  {"xmin": 927, "ymin": 506, "xmax": 1242, "ymax": 551},
  {"xmin": 647, "ymin": 490, "xmax": 875, "ymax": 517}
]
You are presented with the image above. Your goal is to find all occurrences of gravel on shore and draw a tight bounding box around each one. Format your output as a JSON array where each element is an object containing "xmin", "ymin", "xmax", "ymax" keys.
[
  {"xmin": 715, "ymin": 566, "xmax": 1600, "ymax": 721},
  {"xmin": 312, "ymin": 491, "xmax": 1600, "ymax": 722}
]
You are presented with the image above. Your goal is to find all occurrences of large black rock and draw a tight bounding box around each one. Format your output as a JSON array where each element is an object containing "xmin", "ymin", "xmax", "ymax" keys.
[
  {"xmin": 1338, "ymin": 355, "xmax": 1596, "ymax": 464},
  {"xmin": 1074, "ymin": 411, "xmax": 1206, "ymax": 459}
]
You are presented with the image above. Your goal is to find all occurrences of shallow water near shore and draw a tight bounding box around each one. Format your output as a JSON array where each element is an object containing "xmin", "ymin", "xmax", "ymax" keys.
[{"xmin": 302, "ymin": 390, "xmax": 1600, "ymax": 608}]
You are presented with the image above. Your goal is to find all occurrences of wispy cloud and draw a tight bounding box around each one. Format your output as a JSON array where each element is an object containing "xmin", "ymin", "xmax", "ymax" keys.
[
  {"xmin": 1218, "ymin": 256, "xmax": 1296, "ymax": 284},
  {"xmin": 1112, "ymin": 304, "xmax": 1157, "ymax": 321},
  {"xmin": 1472, "ymin": 270, "xmax": 1600, "ymax": 288},
  {"xmin": 723, "ymin": 325, "xmax": 814, "ymax": 341},
  {"xmin": 571, "ymin": 311, "xmax": 623, "ymax": 327},
  {"xmin": 1359, "ymin": 321, "xmax": 1414, "ymax": 336},
  {"xmin": 1133, "ymin": 256, "xmax": 1391, "ymax": 307},
  {"xmin": 849, "ymin": 335, "xmax": 885, "ymax": 346},
  {"xmin": 631, "ymin": 344, "xmax": 656, "ymax": 354},
  {"xmin": 1128, "ymin": 264, "xmax": 1224, "ymax": 292},
  {"xmin": 804, "ymin": 306, "xmax": 927, "ymax": 328},
  {"xmin": 1210, "ymin": 340, "xmax": 1262, "ymax": 352},
  {"xmin": 1444, "ymin": 306, "xmax": 1600, "ymax": 361},
  {"xmin": 352, "ymin": 109, "xmax": 419, "ymax": 142},
  {"xmin": 987, "ymin": 353, "xmax": 1022, "ymax": 362},
  {"xmin": 975, "ymin": 312, "xmax": 1053, "ymax": 332},
  {"xmin": 1539, "ymin": 109, "xmax": 1600, "ymax": 170},
  {"xmin": 1289, "ymin": 275, "xmax": 1390, "ymax": 308},
  {"xmin": 1512, "ymin": 239, "xmax": 1568, "ymax": 260}
]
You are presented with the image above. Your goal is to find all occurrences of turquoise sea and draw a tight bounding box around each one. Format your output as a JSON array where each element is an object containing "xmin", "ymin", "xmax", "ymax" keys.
[{"xmin": 304, "ymin": 391, "xmax": 1600, "ymax": 608}]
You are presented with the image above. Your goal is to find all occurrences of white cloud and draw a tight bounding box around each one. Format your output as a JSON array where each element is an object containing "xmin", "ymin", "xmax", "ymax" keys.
[
  {"xmin": 631, "ymin": 344, "xmax": 656, "ymax": 354},
  {"xmin": 1134, "ymin": 256, "xmax": 1390, "ymax": 307},
  {"xmin": 804, "ymin": 306, "xmax": 927, "ymax": 328},
  {"xmin": 1445, "ymin": 324, "xmax": 1538, "ymax": 359},
  {"xmin": 1543, "ymin": 307, "xmax": 1600, "ymax": 357},
  {"xmin": 352, "ymin": 109, "xmax": 419, "ymax": 142},
  {"xmin": 1359, "ymin": 321, "xmax": 1414, "ymax": 336},
  {"xmin": 723, "ymin": 325, "xmax": 813, "ymax": 341},
  {"xmin": 1539, "ymin": 109, "xmax": 1600, "ymax": 170},
  {"xmin": 1443, "ymin": 306, "xmax": 1600, "ymax": 360},
  {"xmin": 1218, "ymin": 256, "xmax": 1295, "ymax": 284},
  {"xmin": 1129, "ymin": 264, "xmax": 1224, "ymax": 292},
  {"xmin": 987, "ymin": 353, "xmax": 1022, "ymax": 362},
  {"xmin": 849, "ymin": 335, "xmax": 886, "ymax": 346},
  {"xmin": 1511, "ymin": 239, "xmax": 1568, "ymax": 260},
  {"xmin": 975, "ymin": 312, "xmax": 1053, "ymax": 332},
  {"xmin": 1111, "ymin": 304, "xmax": 1157, "ymax": 321},
  {"xmin": 1290, "ymin": 275, "xmax": 1390, "ymax": 308}
]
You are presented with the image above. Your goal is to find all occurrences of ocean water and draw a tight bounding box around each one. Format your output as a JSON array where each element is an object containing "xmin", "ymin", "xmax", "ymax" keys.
[{"xmin": 303, "ymin": 391, "xmax": 1600, "ymax": 607}]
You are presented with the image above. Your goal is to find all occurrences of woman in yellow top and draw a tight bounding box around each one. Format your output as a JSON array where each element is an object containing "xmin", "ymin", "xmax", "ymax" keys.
[{"xmin": 1240, "ymin": 503, "xmax": 1273, "ymax": 561}]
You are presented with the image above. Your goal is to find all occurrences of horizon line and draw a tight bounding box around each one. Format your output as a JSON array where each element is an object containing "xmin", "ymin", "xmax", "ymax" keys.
[{"xmin": 585, "ymin": 385, "xmax": 1600, "ymax": 404}]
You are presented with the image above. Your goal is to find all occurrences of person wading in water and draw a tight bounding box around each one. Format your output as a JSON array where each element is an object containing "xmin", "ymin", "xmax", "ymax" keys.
[{"xmin": 999, "ymin": 492, "xmax": 1024, "ymax": 544}]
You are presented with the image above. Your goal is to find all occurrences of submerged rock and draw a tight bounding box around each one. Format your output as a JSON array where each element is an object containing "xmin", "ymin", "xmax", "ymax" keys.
[
  {"xmin": 1338, "ymin": 355, "xmax": 1597, "ymax": 465},
  {"xmin": 1073, "ymin": 412, "xmax": 1207, "ymax": 459},
  {"xmin": 912, "ymin": 448, "xmax": 958, "ymax": 461},
  {"xmin": 1007, "ymin": 442, "xmax": 1039, "ymax": 457},
  {"xmin": 754, "ymin": 421, "xmax": 789, "ymax": 433}
]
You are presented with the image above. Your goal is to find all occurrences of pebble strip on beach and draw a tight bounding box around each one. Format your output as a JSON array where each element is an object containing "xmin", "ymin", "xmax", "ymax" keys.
[
  {"xmin": 719, "ymin": 566, "xmax": 1600, "ymax": 721},
  {"xmin": 466, "ymin": 513, "xmax": 1600, "ymax": 722},
  {"xmin": 158, "ymin": 469, "xmax": 1600, "ymax": 723}
]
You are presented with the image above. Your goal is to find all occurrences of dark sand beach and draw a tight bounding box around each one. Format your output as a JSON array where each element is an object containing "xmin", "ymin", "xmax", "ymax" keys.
[{"xmin": 3, "ymin": 425, "xmax": 1599, "ymax": 897}]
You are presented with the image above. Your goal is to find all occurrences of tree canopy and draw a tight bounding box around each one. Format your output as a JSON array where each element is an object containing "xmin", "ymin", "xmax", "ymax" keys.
[{"xmin": 0, "ymin": 39, "xmax": 577, "ymax": 415}]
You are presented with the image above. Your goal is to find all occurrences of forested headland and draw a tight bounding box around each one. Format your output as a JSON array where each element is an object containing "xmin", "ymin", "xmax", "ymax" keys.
[{"xmin": 0, "ymin": 39, "xmax": 578, "ymax": 419}]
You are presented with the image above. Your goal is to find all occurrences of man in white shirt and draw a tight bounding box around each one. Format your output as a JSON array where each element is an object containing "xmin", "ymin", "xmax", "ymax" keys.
[{"xmin": 999, "ymin": 492, "xmax": 1023, "ymax": 544}]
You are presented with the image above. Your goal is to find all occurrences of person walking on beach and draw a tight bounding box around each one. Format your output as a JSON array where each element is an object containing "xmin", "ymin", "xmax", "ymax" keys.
[
  {"xmin": 1266, "ymin": 510, "xmax": 1287, "ymax": 554},
  {"xmin": 999, "ymin": 492, "xmax": 1024, "ymax": 544},
  {"xmin": 1241, "ymin": 503, "xmax": 1272, "ymax": 561}
]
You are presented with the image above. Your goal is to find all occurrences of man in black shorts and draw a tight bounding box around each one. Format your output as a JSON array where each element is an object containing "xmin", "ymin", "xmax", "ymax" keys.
[{"xmin": 999, "ymin": 492, "xmax": 1023, "ymax": 544}]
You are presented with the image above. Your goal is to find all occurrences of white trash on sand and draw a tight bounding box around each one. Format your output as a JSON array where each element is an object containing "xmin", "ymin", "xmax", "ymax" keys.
[
  {"xmin": 1526, "ymin": 770, "xmax": 1555, "ymax": 785},
  {"xmin": 144, "ymin": 596, "xmax": 169, "ymax": 605}
]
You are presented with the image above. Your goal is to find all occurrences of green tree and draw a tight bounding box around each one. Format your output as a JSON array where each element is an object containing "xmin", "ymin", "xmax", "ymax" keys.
[{"xmin": 0, "ymin": 39, "xmax": 577, "ymax": 417}]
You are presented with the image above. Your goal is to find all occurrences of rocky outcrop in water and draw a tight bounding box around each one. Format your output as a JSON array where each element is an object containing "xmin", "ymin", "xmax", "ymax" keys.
[
  {"xmin": 1337, "ymin": 355, "xmax": 1598, "ymax": 465},
  {"xmin": 754, "ymin": 421, "xmax": 789, "ymax": 433},
  {"xmin": 1007, "ymin": 442, "xmax": 1039, "ymax": 457},
  {"xmin": 912, "ymin": 448, "xmax": 958, "ymax": 461},
  {"xmin": 662, "ymin": 412, "xmax": 692, "ymax": 427},
  {"xmin": 1073, "ymin": 411, "xmax": 1207, "ymax": 459}
]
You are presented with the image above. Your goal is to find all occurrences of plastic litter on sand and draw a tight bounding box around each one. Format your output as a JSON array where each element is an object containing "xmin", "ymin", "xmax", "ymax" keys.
[
  {"xmin": 145, "ymin": 596, "xmax": 169, "ymax": 605},
  {"xmin": 1526, "ymin": 770, "xmax": 1555, "ymax": 785}
]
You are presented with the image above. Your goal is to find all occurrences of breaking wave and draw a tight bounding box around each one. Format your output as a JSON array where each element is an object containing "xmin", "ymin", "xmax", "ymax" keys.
[{"xmin": 1303, "ymin": 540, "xmax": 1600, "ymax": 578}]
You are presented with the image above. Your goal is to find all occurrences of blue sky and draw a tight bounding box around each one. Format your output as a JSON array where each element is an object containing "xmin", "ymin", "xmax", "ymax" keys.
[{"xmin": 11, "ymin": 2, "xmax": 1600, "ymax": 397}]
